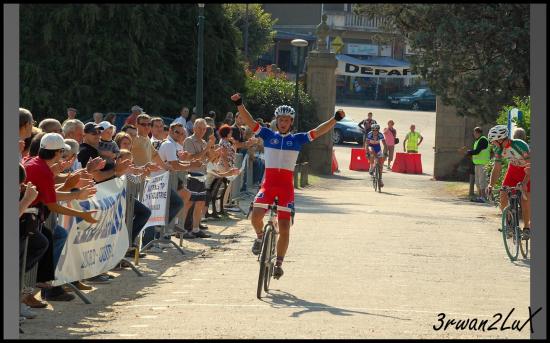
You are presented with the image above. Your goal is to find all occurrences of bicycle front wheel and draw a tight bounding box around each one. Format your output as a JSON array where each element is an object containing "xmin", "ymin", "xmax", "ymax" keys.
[
  {"xmin": 501, "ymin": 207, "xmax": 519, "ymax": 262},
  {"xmin": 264, "ymin": 229, "xmax": 277, "ymax": 292},
  {"xmin": 257, "ymin": 224, "xmax": 274, "ymax": 299}
]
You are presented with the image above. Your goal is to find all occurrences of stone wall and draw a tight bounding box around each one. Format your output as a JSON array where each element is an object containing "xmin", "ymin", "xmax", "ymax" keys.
[
  {"xmin": 433, "ymin": 96, "xmax": 493, "ymax": 180},
  {"xmin": 304, "ymin": 51, "xmax": 338, "ymax": 175}
]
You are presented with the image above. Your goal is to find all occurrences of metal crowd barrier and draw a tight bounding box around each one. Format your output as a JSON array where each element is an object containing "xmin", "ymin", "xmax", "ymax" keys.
[
  {"xmin": 121, "ymin": 174, "xmax": 145, "ymax": 275},
  {"xmin": 43, "ymin": 213, "xmax": 92, "ymax": 304},
  {"xmin": 140, "ymin": 171, "xmax": 186, "ymax": 255}
]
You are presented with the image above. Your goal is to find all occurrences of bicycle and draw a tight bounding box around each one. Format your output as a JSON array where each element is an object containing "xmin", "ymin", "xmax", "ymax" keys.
[
  {"xmin": 368, "ymin": 151, "xmax": 384, "ymax": 193},
  {"xmin": 248, "ymin": 198, "xmax": 279, "ymax": 299},
  {"xmin": 499, "ymin": 183, "xmax": 529, "ymax": 261}
]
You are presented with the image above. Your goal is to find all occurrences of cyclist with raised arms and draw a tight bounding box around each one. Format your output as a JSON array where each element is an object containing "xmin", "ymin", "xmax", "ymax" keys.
[
  {"xmin": 366, "ymin": 123, "xmax": 388, "ymax": 187},
  {"xmin": 230, "ymin": 93, "xmax": 345, "ymax": 280},
  {"xmin": 485, "ymin": 125, "xmax": 531, "ymax": 239}
]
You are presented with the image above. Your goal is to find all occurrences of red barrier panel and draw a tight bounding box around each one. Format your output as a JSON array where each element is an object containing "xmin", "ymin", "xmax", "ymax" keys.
[
  {"xmin": 408, "ymin": 153, "xmax": 423, "ymax": 174},
  {"xmin": 349, "ymin": 148, "xmax": 370, "ymax": 171},
  {"xmin": 392, "ymin": 152, "xmax": 422, "ymax": 174},
  {"xmin": 392, "ymin": 152, "xmax": 407, "ymax": 173}
]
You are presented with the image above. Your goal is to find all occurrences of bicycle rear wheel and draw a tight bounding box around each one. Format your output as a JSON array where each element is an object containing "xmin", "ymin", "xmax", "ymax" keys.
[
  {"xmin": 501, "ymin": 207, "xmax": 519, "ymax": 261},
  {"xmin": 372, "ymin": 162, "xmax": 378, "ymax": 192},
  {"xmin": 264, "ymin": 229, "xmax": 277, "ymax": 292},
  {"xmin": 257, "ymin": 224, "xmax": 274, "ymax": 299}
]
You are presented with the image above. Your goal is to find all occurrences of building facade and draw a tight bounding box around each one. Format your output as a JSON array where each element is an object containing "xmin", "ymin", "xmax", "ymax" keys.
[{"xmin": 260, "ymin": 4, "xmax": 423, "ymax": 103}]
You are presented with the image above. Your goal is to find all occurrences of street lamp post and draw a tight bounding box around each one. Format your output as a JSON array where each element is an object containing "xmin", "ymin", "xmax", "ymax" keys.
[
  {"xmin": 291, "ymin": 39, "xmax": 308, "ymax": 131},
  {"xmin": 195, "ymin": 3, "xmax": 205, "ymax": 118}
]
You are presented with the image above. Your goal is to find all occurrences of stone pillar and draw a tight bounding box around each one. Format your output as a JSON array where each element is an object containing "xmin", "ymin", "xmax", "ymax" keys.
[
  {"xmin": 305, "ymin": 50, "xmax": 337, "ymax": 175},
  {"xmin": 433, "ymin": 96, "xmax": 492, "ymax": 180}
]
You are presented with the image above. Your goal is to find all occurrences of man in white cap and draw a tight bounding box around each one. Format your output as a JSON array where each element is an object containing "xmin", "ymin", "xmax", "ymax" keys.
[
  {"xmin": 22, "ymin": 133, "xmax": 99, "ymax": 302},
  {"xmin": 125, "ymin": 105, "xmax": 144, "ymax": 126}
]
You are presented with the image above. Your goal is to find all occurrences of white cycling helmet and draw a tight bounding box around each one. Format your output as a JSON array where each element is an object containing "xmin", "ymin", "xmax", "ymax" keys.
[
  {"xmin": 371, "ymin": 123, "xmax": 380, "ymax": 130},
  {"xmin": 274, "ymin": 105, "xmax": 295, "ymax": 119},
  {"xmin": 487, "ymin": 125, "xmax": 509, "ymax": 142}
]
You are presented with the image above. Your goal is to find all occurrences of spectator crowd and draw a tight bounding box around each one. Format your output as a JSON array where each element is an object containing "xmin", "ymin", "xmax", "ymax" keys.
[{"xmin": 18, "ymin": 104, "xmax": 275, "ymax": 327}]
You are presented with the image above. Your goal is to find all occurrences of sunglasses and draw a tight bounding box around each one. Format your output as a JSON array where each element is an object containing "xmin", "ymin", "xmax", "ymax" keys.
[
  {"xmin": 174, "ymin": 130, "xmax": 185, "ymax": 135},
  {"xmin": 138, "ymin": 122, "xmax": 152, "ymax": 127},
  {"xmin": 87, "ymin": 131, "xmax": 100, "ymax": 135}
]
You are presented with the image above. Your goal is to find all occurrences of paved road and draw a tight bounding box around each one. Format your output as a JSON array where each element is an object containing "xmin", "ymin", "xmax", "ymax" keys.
[{"xmin": 22, "ymin": 107, "xmax": 531, "ymax": 339}]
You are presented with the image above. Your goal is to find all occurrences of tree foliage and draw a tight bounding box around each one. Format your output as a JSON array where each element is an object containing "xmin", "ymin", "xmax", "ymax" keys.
[
  {"xmin": 355, "ymin": 4, "xmax": 530, "ymax": 123},
  {"xmin": 496, "ymin": 96, "xmax": 531, "ymax": 143},
  {"xmin": 20, "ymin": 4, "xmax": 246, "ymax": 122},
  {"xmin": 223, "ymin": 4, "xmax": 277, "ymax": 65},
  {"xmin": 243, "ymin": 67, "xmax": 318, "ymax": 132}
]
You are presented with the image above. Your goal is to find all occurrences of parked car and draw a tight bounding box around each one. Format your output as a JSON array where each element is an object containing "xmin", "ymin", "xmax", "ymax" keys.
[
  {"xmin": 333, "ymin": 117, "xmax": 364, "ymax": 145},
  {"xmin": 80, "ymin": 113, "xmax": 176, "ymax": 132},
  {"xmin": 387, "ymin": 87, "xmax": 436, "ymax": 111}
]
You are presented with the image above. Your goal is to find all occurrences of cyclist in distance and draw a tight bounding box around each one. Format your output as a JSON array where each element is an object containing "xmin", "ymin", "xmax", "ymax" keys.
[
  {"xmin": 230, "ymin": 93, "xmax": 345, "ymax": 280},
  {"xmin": 366, "ymin": 123, "xmax": 388, "ymax": 187},
  {"xmin": 485, "ymin": 125, "xmax": 531, "ymax": 239}
]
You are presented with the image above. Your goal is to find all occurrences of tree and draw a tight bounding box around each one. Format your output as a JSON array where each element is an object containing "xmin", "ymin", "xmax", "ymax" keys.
[
  {"xmin": 355, "ymin": 4, "xmax": 530, "ymax": 123},
  {"xmin": 223, "ymin": 4, "xmax": 277, "ymax": 65},
  {"xmin": 20, "ymin": 4, "xmax": 246, "ymax": 122}
]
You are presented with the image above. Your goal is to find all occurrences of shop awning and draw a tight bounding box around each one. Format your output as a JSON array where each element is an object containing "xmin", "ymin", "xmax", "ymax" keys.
[{"xmin": 335, "ymin": 54, "xmax": 419, "ymax": 78}]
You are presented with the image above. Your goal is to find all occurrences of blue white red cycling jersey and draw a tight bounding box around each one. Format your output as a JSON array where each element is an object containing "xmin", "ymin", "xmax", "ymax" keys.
[
  {"xmin": 252, "ymin": 122, "xmax": 317, "ymax": 219},
  {"xmin": 367, "ymin": 131, "xmax": 385, "ymax": 153}
]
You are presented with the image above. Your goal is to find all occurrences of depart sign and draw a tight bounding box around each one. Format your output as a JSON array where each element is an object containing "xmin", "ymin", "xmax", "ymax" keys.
[{"xmin": 336, "ymin": 60, "xmax": 419, "ymax": 79}]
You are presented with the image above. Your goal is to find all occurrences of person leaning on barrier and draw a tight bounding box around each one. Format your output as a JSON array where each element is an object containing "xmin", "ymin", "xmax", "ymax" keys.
[
  {"xmin": 113, "ymin": 149, "xmax": 152, "ymax": 258},
  {"xmin": 19, "ymin": 163, "xmax": 49, "ymax": 318},
  {"xmin": 180, "ymin": 118, "xmax": 218, "ymax": 239},
  {"xmin": 131, "ymin": 114, "xmax": 185, "ymax": 249},
  {"xmin": 157, "ymin": 122, "xmax": 203, "ymax": 224}
]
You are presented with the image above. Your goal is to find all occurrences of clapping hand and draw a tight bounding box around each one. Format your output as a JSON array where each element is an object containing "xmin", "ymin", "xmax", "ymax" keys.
[
  {"xmin": 22, "ymin": 182, "xmax": 38, "ymax": 203},
  {"xmin": 177, "ymin": 150, "xmax": 192, "ymax": 161},
  {"xmin": 86, "ymin": 157, "xmax": 106, "ymax": 173},
  {"xmin": 76, "ymin": 184, "xmax": 97, "ymax": 200},
  {"xmin": 81, "ymin": 210, "xmax": 98, "ymax": 224}
]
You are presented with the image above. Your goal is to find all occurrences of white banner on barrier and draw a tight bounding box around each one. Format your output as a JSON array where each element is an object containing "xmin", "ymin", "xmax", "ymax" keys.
[
  {"xmin": 142, "ymin": 171, "xmax": 170, "ymax": 229},
  {"xmin": 53, "ymin": 177, "xmax": 129, "ymax": 285}
]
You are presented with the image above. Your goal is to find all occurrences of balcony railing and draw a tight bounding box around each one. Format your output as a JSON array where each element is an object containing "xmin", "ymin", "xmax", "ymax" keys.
[{"xmin": 325, "ymin": 12, "xmax": 386, "ymax": 31}]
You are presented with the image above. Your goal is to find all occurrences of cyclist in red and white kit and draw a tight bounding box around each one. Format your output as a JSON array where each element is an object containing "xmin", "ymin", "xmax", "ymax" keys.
[{"xmin": 231, "ymin": 93, "xmax": 345, "ymax": 279}]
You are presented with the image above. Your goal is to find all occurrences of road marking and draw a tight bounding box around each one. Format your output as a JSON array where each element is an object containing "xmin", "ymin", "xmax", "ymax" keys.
[
  {"xmin": 129, "ymin": 324, "xmax": 149, "ymax": 328},
  {"xmin": 122, "ymin": 302, "xmax": 497, "ymax": 317},
  {"xmin": 138, "ymin": 315, "xmax": 158, "ymax": 319},
  {"xmin": 172, "ymin": 291, "xmax": 189, "ymax": 294},
  {"xmin": 163, "ymin": 299, "xmax": 179, "ymax": 302},
  {"xmin": 151, "ymin": 307, "xmax": 168, "ymax": 310},
  {"xmin": 119, "ymin": 334, "xmax": 138, "ymax": 337}
]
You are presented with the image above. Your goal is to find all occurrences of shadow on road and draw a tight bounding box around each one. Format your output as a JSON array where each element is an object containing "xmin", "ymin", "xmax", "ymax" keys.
[{"xmin": 261, "ymin": 290, "xmax": 411, "ymax": 321}]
